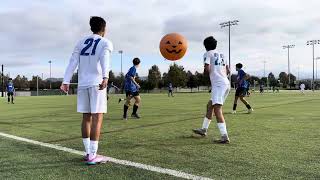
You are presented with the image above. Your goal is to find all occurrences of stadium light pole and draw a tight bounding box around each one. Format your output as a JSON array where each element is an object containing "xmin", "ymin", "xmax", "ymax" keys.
[
  {"xmin": 316, "ymin": 57, "xmax": 320, "ymax": 81},
  {"xmin": 48, "ymin": 60, "xmax": 52, "ymax": 89},
  {"xmin": 220, "ymin": 20, "xmax": 239, "ymax": 81},
  {"xmin": 118, "ymin": 50, "xmax": 123, "ymax": 75},
  {"xmin": 1, "ymin": 64, "xmax": 3, "ymax": 97},
  {"xmin": 307, "ymin": 40, "xmax": 320, "ymax": 91},
  {"xmin": 283, "ymin": 45, "xmax": 295, "ymax": 88}
]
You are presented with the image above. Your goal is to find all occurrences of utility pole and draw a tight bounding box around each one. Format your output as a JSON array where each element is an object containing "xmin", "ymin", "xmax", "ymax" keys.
[
  {"xmin": 48, "ymin": 60, "xmax": 52, "ymax": 89},
  {"xmin": 220, "ymin": 20, "xmax": 239, "ymax": 81},
  {"xmin": 1, "ymin": 64, "xmax": 3, "ymax": 97},
  {"xmin": 283, "ymin": 45, "xmax": 295, "ymax": 88},
  {"xmin": 307, "ymin": 40, "xmax": 320, "ymax": 91}
]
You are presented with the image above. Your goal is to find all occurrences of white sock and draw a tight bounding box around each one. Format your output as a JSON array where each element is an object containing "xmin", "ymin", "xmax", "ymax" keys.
[
  {"xmin": 90, "ymin": 140, "xmax": 99, "ymax": 157},
  {"xmin": 217, "ymin": 123, "xmax": 228, "ymax": 136},
  {"xmin": 202, "ymin": 117, "xmax": 211, "ymax": 129},
  {"xmin": 82, "ymin": 138, "xmax": 90, "ymax": 155}
]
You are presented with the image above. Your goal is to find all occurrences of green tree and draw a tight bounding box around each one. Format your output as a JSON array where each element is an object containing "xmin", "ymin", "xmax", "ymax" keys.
[
  {"xmin": 147, "ymin": 65, "xmax": 161, "ymax": 89},
  {"xmin": 268, "ymin": 72, "xmax": 277, "ymax": 87},
  {"xmin": 279, "ymin": 72, "xmax": 288, "ymax": 88},
  {"xmin": 167, "ymin": 63, "xmax": 187, "ymax": 88},
  {"xmin": 186, "ymin": 71, "xmax": 198, "ymax": 92}
]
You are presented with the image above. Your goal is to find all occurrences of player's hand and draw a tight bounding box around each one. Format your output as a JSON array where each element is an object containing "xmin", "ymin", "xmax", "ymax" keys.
[
  {"xmin": 60, "ymin": 84, "xmax": 69, "ymax": 93},
  {"xmin": 136, "ymin": 84, "xmax": 141, "ymax": 89},
  {"xmin": 99, "ymin": 79, "xmax": 108, "ymax": 90}
]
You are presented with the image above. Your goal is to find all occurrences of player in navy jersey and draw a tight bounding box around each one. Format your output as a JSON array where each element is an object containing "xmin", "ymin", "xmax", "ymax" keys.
[
  {"xmin": 232, "ymin": 63, "xmax": 253, "ymax": 114},
  {"xmin": 6, "ymin": 78, "xmax": 15, "ymax": 104},
  {"xmin": 122, "ymin": 58, "xmax": 141, "ymax": 120}
]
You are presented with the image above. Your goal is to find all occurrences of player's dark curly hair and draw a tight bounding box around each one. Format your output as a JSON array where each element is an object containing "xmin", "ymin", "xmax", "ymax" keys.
[
  {"xmin": 203, "ymin": 36, "xmax": 217, "ymax": 51},
  {"xmin": 90, "ymin": 16, "xmax": 106, "ymax": 33},
  {"xmin": 133, "ymin": 58, "xmax": 141, "ymax": 65},
  {"xmin": 236, "ymin": 63, "xmax": 243, "ymax": 69}
]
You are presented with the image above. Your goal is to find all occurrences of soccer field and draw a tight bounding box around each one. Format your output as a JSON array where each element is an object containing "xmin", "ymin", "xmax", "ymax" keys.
[{"xmin": 0, "ymin": 91, "xmax": 319, "ymax": 179}]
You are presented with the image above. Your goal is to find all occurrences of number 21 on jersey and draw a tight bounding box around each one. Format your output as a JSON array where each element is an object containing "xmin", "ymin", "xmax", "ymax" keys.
[
  {"xmin": 213, "ymin": 53, "xmax": 225, "ymax": 66},
  {"xmin": 80, "ymin": 38, "xmax": 101, "ymax": 56}
]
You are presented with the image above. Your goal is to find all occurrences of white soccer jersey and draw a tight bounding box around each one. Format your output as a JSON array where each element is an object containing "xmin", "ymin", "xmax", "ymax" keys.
[
  {"xmin": 63, "ymin": 34, "xmax": 113, "ymax": 88},
  {"xmin": 203, "ymin": 50, "xmax": 230, "ymax": 86}
]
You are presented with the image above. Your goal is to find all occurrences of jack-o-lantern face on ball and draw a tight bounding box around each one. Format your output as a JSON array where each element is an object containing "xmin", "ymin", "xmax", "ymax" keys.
[{"xmin": 159, "ymin": 33, "xmax": 188, "ymax": 61}]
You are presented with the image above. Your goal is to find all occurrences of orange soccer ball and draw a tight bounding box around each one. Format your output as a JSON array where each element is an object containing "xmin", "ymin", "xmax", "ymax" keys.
[{"xmin": 159, "ymin": 33, "xmax": 188, "ymax": 61}]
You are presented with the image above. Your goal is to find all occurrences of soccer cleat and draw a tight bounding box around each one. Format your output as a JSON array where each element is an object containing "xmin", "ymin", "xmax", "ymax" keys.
[
  {"xmin": 131, "ymin": 113, "xmax": 141, "ymax": 119},
  {"xmin": 123, "ymin": 115, "xmax": 128, "ymax": 121},
  {"xmin": 231, "ymin": 110, "xmax": 236, "ymax": 114},
  {"xmin": 213, "ymin": 135, "xmax": 230, "ymax": 144},
  {"xmin": 248, "ymin": 108, "xmax": 254, "ymax": 114},
  {"xmin": 86, "ymin": 155, "xmax": 108, "ymax": 165},
  {"xmin": 192, "ymin": 128, "xmax": 207, "ymax": 136},
  {"xmin": 83, "ymin": 154, "xmax": 89, "ymax": 161}
]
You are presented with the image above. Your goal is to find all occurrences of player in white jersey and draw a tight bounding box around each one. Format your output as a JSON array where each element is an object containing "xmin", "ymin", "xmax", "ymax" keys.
[
  {"xmin": 60, "ymin": 16, "xmax": 113, "ymax": 165},
  {"xmin": 193, "ymin": 36, "xmax": 231, "ymax": 144},
  {"xmin": 300, "ymin": 83, "xmax": 305, "ymax": 94}
]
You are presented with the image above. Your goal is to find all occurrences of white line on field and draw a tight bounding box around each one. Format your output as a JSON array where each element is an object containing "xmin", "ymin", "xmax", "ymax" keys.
[{"xmin": 0, "ymin": 132, "xmax": 212, "ymax": 180}]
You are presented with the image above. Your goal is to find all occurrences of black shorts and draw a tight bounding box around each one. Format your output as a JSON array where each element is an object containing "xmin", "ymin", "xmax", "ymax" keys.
[
  {"xmin": 7, "ymin": 92, "xmax": 14, "ymax": 96},
  {"xmin": 168, "ymin": 90, "xmax": 173, "ymax": 93},
  {"xmin": 235, "ymin": 87, "xmax": 247, "ymax": 97},
  {"xmin": 126, "ymin": 91, "xmax": 139, "ymax": 97}
]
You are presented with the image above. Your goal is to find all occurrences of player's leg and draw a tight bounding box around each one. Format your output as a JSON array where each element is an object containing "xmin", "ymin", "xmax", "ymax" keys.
[
  {"xmin": 7, "ymin": 93, "xmax": 10, "ymax": 104},
  {"xmin": 193, "ymin": 100, "xmax": 213, "ymax": 136},
  {"xmin": 123, "ymin": 92, "xmax": 132, "ymax": 120},
  {"xmin": 213, "ymin": 104, "xmax": 230, "ymax": 144},
  {"xmin": 239, "ymin": 96, "xmax": 253, "ymax": 113},
  {"xmin": 131, "ymin": 94, "xmax": 141, "ymax": 118},
  {"xmin": 82, "ymin": 113, "xmax": 92, "ymax": 160},
  {"xmin": 77, "ymin": 88, "xmax": 91, "ymax": 160},
  {"xmin": 11, "ymin": 93, "xmax": 14, "ymax": 104},
  {"xmin": 232, "ymin": 95, "xmax": 239, "ymax": 114},
  {"xmin": 86, "ymin": 87, "xmax": 108, "ymax": 165}
]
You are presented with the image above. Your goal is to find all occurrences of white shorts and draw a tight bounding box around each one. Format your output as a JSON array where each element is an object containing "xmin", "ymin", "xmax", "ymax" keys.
[
  {"xmin": 211, "ymin": 85, "xmax": 230, "ymax": 105},
  {"xmin": 77, "ymin": 86, "xmax": 107, "ymax": 113}
]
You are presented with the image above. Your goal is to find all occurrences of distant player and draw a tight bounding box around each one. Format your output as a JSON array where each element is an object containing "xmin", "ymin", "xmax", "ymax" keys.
[
  {"xmin": 168, "ymin": 82, "xmax": 174, "ymax": 97},
  {"xmin": 232, "ymin": 63, "xmax": 253, "ymax": 114},
  {"xmin": 193, "ymin": 36, "xmax": 231, "ymax": 144},
  {"xmin": 61, "ymin": 16, "xmax": 113, "ymax": 165},
  {"xmin": 300, "ymin": 83, "xmax": 305, "ymax": 94},
  {"xmin": 122, "ymin": 58, "xmax": 141, "ymax": 120},
  {"xmin": 260, "ymin": 84, "xmax": 264, "ymax": 93},
  {"xmin": 107, "ymin": 82, "xmax": 120, "ymax": 100},
  {"xmin": 6, "ymin": 78, "xmax": 15, "ymax": 104}
]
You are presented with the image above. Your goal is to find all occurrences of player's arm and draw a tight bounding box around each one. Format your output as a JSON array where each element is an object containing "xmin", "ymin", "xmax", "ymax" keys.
[
  {"xmin": 99, "ymin": 43, "xmax": 112, "ymax": 90},
  {"xmin": 130, "ymin": 76, "xmax": 140, "ymax": 88},
  {"xmin": 203, "ymin": 53, "xmax": 210, "ymax": 75},
  {"xmin": 238, "ymin": 70, "xmax": 246, "ymax": 85},
  {"xmin": 61, "ymin": 44, "xmax": 80, "ymax": 93},
  {"xmin": 226, "ymin": 65, "xmax": 230, "ymax": 75}
]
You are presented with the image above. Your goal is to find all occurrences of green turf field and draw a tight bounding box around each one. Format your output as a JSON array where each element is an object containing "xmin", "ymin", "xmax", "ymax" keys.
[{"xmin": 0, "ymin": 91, "xmax": 319, "ymax": 179}]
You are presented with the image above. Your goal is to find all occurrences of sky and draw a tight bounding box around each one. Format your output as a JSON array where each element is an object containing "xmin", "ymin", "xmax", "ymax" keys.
[{"xmin": 1, "ymin": 0, "xmax": 320, "ymax": 80}]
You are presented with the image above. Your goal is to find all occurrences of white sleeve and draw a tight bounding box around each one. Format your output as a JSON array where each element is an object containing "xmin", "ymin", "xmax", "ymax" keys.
[
  {"xmin": 100, "ymin": 41, "xmax": 113, "ymax": 79},
  {"xmin": 203, "ymin": 53, "xmax": 210, "ymax": 65},
  {"xmin": 63, "ymin": 44, "xmax": 80, "ymax": 84}
]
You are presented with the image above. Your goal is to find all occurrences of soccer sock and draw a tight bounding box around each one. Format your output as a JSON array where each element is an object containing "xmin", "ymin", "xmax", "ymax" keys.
[
  {"xmin": 90, "ymin": 140, "xmax": 99, "ymax": 157},
  {"xmin": 123, "ymin": 105, "xmax": 129, "ymax": 117},
  {"xmin": 201, "ymin": 117, "xmax": 211, "ymax": 130},
  {"xmin": 246, "ymin": 104, "xmax": 252, "ymax": 109},
  {"xmin": 217, "ymin": 123, "xmax": 228, "ymax": 136},
  {"xmin": 132, "ymin": 104, "xmax": 139, "ymax": 114},
  {"xmin": 233, "ymin": 104, "xmax": 237, "ymax": 110},
  {"xmin": 11, "ymin": 96, "xmax": 13, "ymax": 103},
  {"xmin": 82, "ymin": 138, "xmax": 90, "ymax": 155},
  {"xmin": 8, "ymin": 97, "xmax": 10, "ymax": 103}
]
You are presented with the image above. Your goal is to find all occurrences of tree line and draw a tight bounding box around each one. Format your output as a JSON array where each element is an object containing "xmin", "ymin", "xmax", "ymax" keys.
[{"xmin": 1, "ymin": 64, "xmax": 307, "ymax": 92}]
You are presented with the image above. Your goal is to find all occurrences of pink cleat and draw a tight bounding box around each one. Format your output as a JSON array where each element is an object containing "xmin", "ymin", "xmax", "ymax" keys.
[
  {"xmin": 86, "ymin": 154, "xmax": 109, "ymax": 165},
  {"xmin": 83, "ymin": 154, "xmax": 89, "ymax": 161}
]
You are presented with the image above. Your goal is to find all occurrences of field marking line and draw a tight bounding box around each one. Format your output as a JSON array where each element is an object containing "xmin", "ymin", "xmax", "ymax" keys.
[{"xmin": 0, "ymin": 132, "xmax": 212, "ymax": 180}]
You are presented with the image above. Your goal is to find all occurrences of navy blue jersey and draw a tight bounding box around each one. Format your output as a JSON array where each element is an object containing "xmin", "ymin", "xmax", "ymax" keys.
[
  {"xmin": 125, "ymin": 66, "xmax": 138, "ymax": 92},
  {"xmin": 237, "ymin": 69, "xmax": 247, "ymax": 88},
  {"xmin": 6, "ymin": 82, "xmax": 14, "ymax": 93}
]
